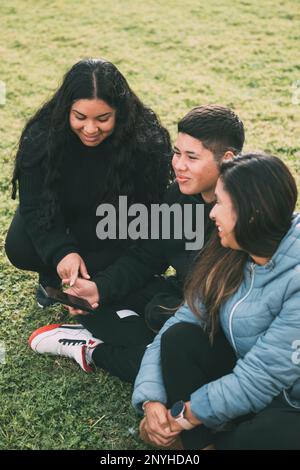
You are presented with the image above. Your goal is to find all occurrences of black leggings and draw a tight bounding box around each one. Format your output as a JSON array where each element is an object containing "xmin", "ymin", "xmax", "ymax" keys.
[
  {"xmin": 5, "ymin": 207, "xmax": 128, "ymax": 281},
  {"xmin": 161, "ymin": 322, "xmax": 300, "ymax": 450}
]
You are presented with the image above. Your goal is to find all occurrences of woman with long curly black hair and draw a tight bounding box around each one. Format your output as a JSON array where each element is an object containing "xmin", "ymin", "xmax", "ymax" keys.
[{"xmin": 5, "ymin": 58, "xmax": 172, "ymax": 306}]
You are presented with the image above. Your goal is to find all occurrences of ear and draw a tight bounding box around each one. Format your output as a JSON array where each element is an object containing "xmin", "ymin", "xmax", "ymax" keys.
[{"xmin": 221, "ymin": 150, "xmax": 235, "ymax": 162}]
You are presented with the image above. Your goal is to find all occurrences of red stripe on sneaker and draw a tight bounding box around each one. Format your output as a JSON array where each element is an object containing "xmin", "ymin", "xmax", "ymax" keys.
[
  {"xmin": 81, "ymin": 345, "xmax": 93, "ymax": 373},
  {"xmin": 28, "ymin": 324, "xmax": 62, "ymax": 347}
]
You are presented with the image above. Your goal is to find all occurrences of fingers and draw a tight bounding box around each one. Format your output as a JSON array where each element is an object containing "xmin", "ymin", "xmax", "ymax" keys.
[
  {"xmin": 146, "ymin": 418, "xmax": 178, "ymax": 441},
  {"xmin": 57, "ymin": 268, "xmax": 71, "ymax": 282},
  {"xmin": 60, "ymin": 272, "xmax": 77, "ymax": 286},
  {"xmin": 141, "ymin": 421, "xmax": 178, "ymax": 448},
  {"xmin": 147, "ymin": 427, "xmax": 177, "ymax": 447},
  {"xmin": 148, "ymin": 433, "xmax": 177, "ymax": 447},
  {"xmin": 68, "ymin": 306, "xmax": 87, "ymax": 316},
  {"xmin": 79, "ymin": 260, "xmax": 90, "ymax": 280},
  {"xmin": 153, "ymin": 414, "xmax": 176, "ymax": 438},
  {"xmin": 67, "ymin": 306, "xmax": 81, "ymax": 315},
  {"xmin": 63, "ymin": 276, "xmax": 89, "ymax": 287},
  {"xmin": 69, "ymin": 269, "xmax": 79, "ymax": 287},
  {"xmin": 151, "ymin": 427, "xmax": 178, "ymax": 441}
]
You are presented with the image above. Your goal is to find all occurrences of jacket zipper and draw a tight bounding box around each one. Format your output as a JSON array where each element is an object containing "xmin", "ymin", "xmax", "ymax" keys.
[{"xmin": 228, "ymin": 263, "xmax": 256, "ymax": 354}]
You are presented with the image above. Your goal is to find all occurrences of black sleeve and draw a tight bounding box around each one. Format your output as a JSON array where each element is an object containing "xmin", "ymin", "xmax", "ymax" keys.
[
  {"xmin": 93, "ymin": 238, "xmax": 169, "ymax": 305},
  {"xmin": 92, "ymin": 184, "xmax": 181, "ymax": 304},
  {"xmin": 17, "ymin": 133, "xmax": 79, "ymax": 267}
]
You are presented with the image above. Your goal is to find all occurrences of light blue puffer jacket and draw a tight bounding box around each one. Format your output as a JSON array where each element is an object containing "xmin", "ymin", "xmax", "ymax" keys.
[{"xmin": 132, "ymin": 214, "xmax": 300, "ymax": 429}]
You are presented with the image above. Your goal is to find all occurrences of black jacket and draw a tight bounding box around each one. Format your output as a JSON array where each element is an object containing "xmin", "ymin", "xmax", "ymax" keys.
[{"xmin": 93, "ymin": 183, "xmax": 215, "ymax": 305}]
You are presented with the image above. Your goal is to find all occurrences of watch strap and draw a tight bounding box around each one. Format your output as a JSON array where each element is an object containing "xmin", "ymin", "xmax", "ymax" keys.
[{"xmin": 176, "ymin": 415, "xmax": 194, "ymax": 430}]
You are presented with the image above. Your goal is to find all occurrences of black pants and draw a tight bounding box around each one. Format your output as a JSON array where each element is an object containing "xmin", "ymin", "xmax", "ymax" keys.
[
  {"xmin": 161, "ymin": 322, "xmax": 300, "ymax": 450},
  {"xmin": 79, "ymin": 276, "xmax": 181, "ymax": 383},
  {"xmin": 4, "ymin": 207, "xmax": 128, "ymax": 282}
]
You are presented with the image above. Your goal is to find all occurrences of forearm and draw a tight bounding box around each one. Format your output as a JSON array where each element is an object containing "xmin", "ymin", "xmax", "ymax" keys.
[{"xmin": 93, "ymin": 241, "xmax": 168, "ymax": 304}]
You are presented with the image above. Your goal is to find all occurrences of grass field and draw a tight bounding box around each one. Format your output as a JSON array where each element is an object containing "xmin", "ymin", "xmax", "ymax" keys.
[{"xmin": 0, "ymin": 0, "xmax": 299, "ymax": 450}]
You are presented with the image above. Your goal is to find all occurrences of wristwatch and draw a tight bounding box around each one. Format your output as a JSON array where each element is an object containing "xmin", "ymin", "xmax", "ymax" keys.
[{"xmin": 170, "ymin": 400, "xmax": 194, "ymax": 430}]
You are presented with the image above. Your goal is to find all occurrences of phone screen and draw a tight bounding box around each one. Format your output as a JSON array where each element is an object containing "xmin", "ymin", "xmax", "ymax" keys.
[{"xmin": 44, "ymin": 286, "xmax": 95, "ymax": 313}]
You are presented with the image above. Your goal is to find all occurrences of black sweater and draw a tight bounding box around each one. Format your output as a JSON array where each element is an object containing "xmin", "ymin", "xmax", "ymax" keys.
[
  {"xmin": 18, "ymin": 127, "xmax": 160, "ymax": 268},
  {"xmin": 93, "ymin": 183, "xmax": 215, "ymax": 304}
]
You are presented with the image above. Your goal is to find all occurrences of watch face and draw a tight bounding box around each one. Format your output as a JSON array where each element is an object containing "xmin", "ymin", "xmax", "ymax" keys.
[{"xmin": 170, "ymin": 400, "xmax": 185, "ymax": 419}]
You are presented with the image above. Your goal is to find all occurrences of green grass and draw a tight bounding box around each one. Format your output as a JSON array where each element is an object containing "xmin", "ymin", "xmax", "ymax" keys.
[{"xmin": 0, "ymin": 0, "xmax": 299, "ymax": 450}]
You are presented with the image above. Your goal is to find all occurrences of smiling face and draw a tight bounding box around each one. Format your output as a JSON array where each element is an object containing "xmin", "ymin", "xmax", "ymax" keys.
[
  {"xmin": 69, "ymin": 99, "xmax": 116, "ymax": 147},
  {"xmin": 172, "ymin": 132, "xmax": 221, "ymax": 202},
  {"xmin": 209, "ymin": 178, "xmax": 240, "ymax": 250}
]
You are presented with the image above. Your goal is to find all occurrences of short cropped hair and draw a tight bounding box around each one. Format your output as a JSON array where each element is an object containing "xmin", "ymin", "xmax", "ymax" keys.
[{"xmin": 178, "ymin": 105, "xmax": 245, "ymax": 161}]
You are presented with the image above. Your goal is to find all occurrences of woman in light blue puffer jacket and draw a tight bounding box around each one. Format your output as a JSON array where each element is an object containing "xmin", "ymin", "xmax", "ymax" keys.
[{"xmin": 132, "ymin": 153, "xmax": 300, "ymax": 450}]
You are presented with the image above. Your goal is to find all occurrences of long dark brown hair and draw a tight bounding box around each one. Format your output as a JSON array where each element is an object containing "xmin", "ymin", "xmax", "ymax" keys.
[{"xmin": 185, "ymin": 153, "xmax": 298, "ymax": 341}]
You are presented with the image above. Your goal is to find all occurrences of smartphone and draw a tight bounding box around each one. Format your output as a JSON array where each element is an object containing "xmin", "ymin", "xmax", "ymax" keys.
[{"xmin": 41, "ymin": 285, "xmax": 95, "ymax": 313}]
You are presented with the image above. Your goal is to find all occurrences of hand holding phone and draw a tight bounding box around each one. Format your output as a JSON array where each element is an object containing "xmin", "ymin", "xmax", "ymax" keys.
[{"xmin": 40, "ymin": 285, "xmax": 96, "ymax": 313}]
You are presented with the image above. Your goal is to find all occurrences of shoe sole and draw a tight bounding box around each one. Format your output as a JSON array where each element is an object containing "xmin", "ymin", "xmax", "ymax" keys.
[{"xmin": 28, "ymin": 324, "xmax": 63, "ymax": 349}]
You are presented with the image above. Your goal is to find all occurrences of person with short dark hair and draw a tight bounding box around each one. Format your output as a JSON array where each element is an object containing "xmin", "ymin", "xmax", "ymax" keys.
[
  {"xmin": 28, "ymin": 105, "xmax": 245, "ymax": 384},
  {"xmin": 5, "ymin": 58, "xmax": 172, "ymax": 306},
  {"xmin": 178, "ymin": 105, "xmax": 244, "ymax": 165},
  {"xmin": 133, "ymin": 153, "xmax": 300, "ymax": 450}
]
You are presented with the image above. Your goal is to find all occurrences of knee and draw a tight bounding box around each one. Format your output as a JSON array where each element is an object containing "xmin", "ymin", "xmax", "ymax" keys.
[
  {"xmin": 4, "ymin": 209, "xmax": 22, "ymax": 267},
  {"xmin": 4, "ymin": 230, "xmax": 19, "ymax": 267},
  {"xmin": 162, "ymin": 322, "xmax": 200, "ymax": 344},
  {"xmin": 161, "ymin": 322, "xmax": 201, "ymax": 360},
  {"xmin": 5, "ymin": 224, "xmax": 30, "ymax": 269},
  {"xmin": 4, "ymin": 209, "xmax": 38, "ymax": 270}
]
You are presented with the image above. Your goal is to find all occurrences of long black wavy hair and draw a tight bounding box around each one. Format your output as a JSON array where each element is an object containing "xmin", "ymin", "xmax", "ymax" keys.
[{"xmin": 12, "ymin": 58, "xmax": 172, "ymax": 229}]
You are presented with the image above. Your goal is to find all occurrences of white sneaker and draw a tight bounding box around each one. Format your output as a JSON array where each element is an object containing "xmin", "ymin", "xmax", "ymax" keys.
[{"xmin": 29, "ymin": 324, "xmax": 103, "ymax": 372}]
